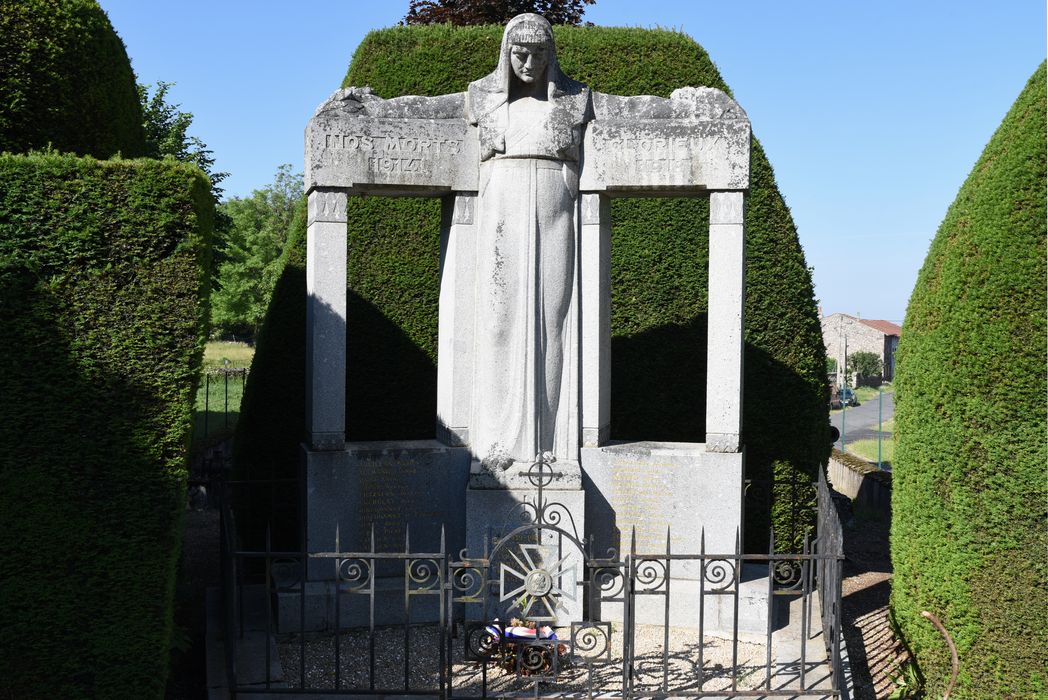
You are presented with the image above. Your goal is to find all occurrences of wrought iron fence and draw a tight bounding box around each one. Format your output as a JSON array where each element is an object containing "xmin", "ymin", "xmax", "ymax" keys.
[
  {"xmin": 197, "ymin": 366, "xmax": 249, "ymax": 448},
  {"xmin": 219, "ymin": 462, "xmax": 845, "ymax": 698}
]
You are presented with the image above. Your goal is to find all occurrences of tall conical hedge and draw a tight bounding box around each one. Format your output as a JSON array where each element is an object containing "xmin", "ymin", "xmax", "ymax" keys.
[
  {"xmin": 0, "ymin": 153, "xmax": 213, "ymax": 696},
  {"xmin": 890, "ymin": 62, "xmax": 1047, "ymax": 697},
  {"xmin": 0, "ymin": 0, "xmax": 146, "ymax": 158},
  {"xmin": 236, "ymin": 25, "xmax": 828, "ymax": 551}
]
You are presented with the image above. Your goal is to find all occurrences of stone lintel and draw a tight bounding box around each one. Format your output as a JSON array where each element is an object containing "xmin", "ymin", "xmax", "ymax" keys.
[
  {"xmin": 580, "ymin": 118, "xmax": 750, "ymax": 193},
  {"xmin": 307, "ymin": 93, "xmax": 479, "ymax": 193}
]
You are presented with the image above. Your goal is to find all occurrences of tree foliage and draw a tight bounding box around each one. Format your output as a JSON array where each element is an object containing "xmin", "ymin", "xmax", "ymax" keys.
[
  {"xmin": 848, "ymin": 350, "xmax": 881, "ymax": 379},
  {"xmin": 891, "ymin": 62, "xmax": 1047, "ymax": 697},
  {"xmin": 138, "ymin": 81, "xmax": 227, "ymax": 199},
  {"xmin": 211, "ymin": 165, "xmax": 303, "ymax": 338},
  {"xmin": 404, "ymin": 0, "xmax": 595, "ymax": 25}
]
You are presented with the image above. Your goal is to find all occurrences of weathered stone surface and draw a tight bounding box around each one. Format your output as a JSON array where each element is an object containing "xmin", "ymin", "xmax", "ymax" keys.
[
  {"xmin": 305, "ymin": 440, "xmax": 469, "ymax": 578},
  {"xmin": 436, "ymin": 194, "xmax": 477, "ymax": 449},
  {"xmin": 580, "ymin": 119, "xmax": 750, "ymax": 193},
  {"xmin": 581, "ymin": 88, "xmax": 750, "ymax": 193},
  {"xmin": 581, "ymin": 443, "xmax": 750, "ymax": 631},
  {"xmin": 306, "ymin": 88, "xmax": 477, "ymax": 194},
  {"xmin": 706, "ymin": 191, "xmax": 745, "ymax": 450},
  {"xmin": 306, "ymin": 189, "xmax": 348, "ymax": 450},
  {"xmin": 580, "ymin": 193, "xmax": 611, "ymax": 447},
  {"xmin": 581, "ymin": 442, "xmax": 743, "ymax": 574}
]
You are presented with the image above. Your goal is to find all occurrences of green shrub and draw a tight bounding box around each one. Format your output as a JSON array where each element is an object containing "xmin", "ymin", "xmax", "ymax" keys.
[
  {"xmin": 0, "ymin": 0, "xmax": 146, "ymax": 157},
  {"xmin": 237, "ymin": 24, "xmax": 828, "ymax": 551},
  {"xmin": 0, "ymin": 153, "xmax": 213, "ymax": 697},
  {"xmin": 890, "ymin": 62, "xmax": 1047, "ymax": 697},
  {"xmin": 848, "ymin": 350, "xmax": 881, "ymax": 379}
]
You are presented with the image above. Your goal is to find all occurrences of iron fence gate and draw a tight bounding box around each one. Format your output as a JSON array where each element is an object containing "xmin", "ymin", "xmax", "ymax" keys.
[{"xmin": 220, "ymin": 461, "xmax": 844, "ymax": 698}]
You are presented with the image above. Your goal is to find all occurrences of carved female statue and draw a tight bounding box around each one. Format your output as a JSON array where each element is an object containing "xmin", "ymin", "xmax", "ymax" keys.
[{"xmin": 467, "ymin": 14, "xmax": 592, "ymax": 470}]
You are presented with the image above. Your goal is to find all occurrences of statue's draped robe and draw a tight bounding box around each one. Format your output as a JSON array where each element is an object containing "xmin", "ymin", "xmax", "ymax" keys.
[{"xmin": 466, "ymin": 47, "xmax": 592, "ymax": 468}]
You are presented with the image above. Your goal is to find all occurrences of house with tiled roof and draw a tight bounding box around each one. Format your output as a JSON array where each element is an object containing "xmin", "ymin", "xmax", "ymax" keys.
[{"xmin": 821, "ymin": 312, "xmax": 902, "ymax": 385}]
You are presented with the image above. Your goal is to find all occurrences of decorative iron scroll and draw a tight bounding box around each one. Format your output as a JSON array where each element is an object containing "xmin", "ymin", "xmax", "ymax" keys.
[
  {"xmin": 571, "ymin": 621, "xmax": 612, "ymax": 663},
  {"xmin": 336, "ymin": 557, "xmax": 371, "ymax": 591}
]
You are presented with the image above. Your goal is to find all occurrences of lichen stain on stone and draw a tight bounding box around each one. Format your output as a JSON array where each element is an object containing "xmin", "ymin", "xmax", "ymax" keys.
[{"xmin": 491, "ymin": 219, "xmax": 508, "ymax": 300}]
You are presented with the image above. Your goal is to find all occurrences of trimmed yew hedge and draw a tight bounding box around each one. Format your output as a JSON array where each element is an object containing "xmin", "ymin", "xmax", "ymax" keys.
[
  {"xmin": 0, "ymin": 153, "xmax": 213, "ymax": 697},
  {"xmin": 237, "ymin": 25, "xmax": 828, "ymax": 551},
  {"xmin": 891, "ymin": 62, "xmax": 1047, "ymax": 697},
  {"xmin": 0, "ymin": 0, "xmax": 146, "ymax": 158}
]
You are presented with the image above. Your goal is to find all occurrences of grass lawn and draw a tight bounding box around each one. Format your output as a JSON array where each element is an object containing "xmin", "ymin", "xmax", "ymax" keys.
[
  {"xmin": 854, "ymin": 384, "xmax": 892, "ymax": 403},
  {"xmin": 203, "ymin": 340, "xmax": 254, "ymax": 368},
  {"xmin": 848, "ymin": 437, "xmax": 894, "ymax": 469},
  {"xmin": 192, "ymin": 341, "xmax": 254, "ymax": 450}
]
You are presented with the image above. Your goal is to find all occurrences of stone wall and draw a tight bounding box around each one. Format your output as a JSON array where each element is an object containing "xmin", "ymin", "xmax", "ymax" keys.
[{"xmin": 826, "ymin": 448, "xmax": 891, "ymax": 515}]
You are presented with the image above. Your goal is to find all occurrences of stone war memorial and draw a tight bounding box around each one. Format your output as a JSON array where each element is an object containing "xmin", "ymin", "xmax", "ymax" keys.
[
  {"xmin": 236, "ymin": 15, "xmax": 847, "ymax": 696},
  {"xmin": 302, "ymin": 13, "xmax": 746, "ymax": 622}
]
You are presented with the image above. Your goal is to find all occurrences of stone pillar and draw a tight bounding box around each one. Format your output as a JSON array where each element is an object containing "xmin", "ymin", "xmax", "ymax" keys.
[
  {"xmin": 706, "ymin": 191, "xmax": 745, "ymax": 452},
  {"xmin": 580, "ymin": 193, "xmax": 611, "ymax": 447},
  {"xmin": 306, "ymin": 188, "xmax": 349, "ymax": 450},
  {"xmin": 436, "ymin": 193, "xmax": 478, "ymax": 447}
]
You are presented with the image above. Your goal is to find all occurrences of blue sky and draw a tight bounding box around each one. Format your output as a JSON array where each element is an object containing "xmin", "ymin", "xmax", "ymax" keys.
[{"xmin": 100, "ymin": 1, "xmax": 1045, "ymax": 322}]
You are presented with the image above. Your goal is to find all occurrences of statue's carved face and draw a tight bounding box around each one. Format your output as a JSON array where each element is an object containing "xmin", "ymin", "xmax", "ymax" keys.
[{"xmin": 509, "ymin": 43, "xmax": 548, "ymax": 84}]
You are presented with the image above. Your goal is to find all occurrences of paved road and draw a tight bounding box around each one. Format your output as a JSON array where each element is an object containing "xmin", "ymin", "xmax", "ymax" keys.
[{"xmin": 830, "ymin": 390, "xmax": 894, "ymax": 448}]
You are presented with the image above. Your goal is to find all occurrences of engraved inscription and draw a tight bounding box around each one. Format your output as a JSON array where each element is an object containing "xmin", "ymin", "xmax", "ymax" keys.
[
  {"xmin": 579, "ymin": 119, "xmax": 750, "ymax": 192},
  {"xmin": 307, "ymin": 115, "xmax": 479, "ymax": 191},
  {"xmin": 359, "ymin": 458, "xmax": 444, "ymax": 553},
  {"xmin": 610, "ymin": 458, "xmax": 673, "ymax": 553},
  {"xmin": 601, "ymin": 133, "xmax": 726, "ymax": 177},
  {"xmin": 319, "ymin": 129, "xmax": 464, "ymax": 177}
]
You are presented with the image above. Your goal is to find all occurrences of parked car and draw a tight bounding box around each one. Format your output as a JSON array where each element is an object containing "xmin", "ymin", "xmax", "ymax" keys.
[{"xmin": 829, "ymin": 385, "xmax": 858, "ymax": 410}]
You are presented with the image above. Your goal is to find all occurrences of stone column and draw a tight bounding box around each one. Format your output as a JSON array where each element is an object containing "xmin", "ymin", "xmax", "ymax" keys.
[
  {"xmin": 580, "ymin": 193, "xmax": 611, "ymax": 447},
  {"xmin": 436, "ymin": 193, "xmax": 478, "ymax": 447},
  {"xmin": 706, "ymin": 191, "xmax": 745, "ymax": 452},
  {"xmin": 306, "ymin": 188, "xmax": 349, "ymax": 450}
]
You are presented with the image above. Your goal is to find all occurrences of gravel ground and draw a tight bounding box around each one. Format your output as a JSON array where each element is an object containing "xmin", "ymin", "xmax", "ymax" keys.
[
  {"xmin": 837, "ymin": 498, "xmax": 909, "ymax": 699},
  {"xmin": 275, "ymin": 622, "xmax": 837, "ymax": 696}
]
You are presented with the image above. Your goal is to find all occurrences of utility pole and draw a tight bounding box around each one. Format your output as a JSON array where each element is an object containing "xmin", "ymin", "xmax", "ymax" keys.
[
  {"xmin": 877, "ymin": 386, "xmax": 883, "ymax": 469},
  {"xmin": 841, "ymin": 336, "xmax": 848, "ymax": 453}
]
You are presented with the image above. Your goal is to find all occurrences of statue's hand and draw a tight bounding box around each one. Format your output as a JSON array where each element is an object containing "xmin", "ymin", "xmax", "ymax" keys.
[{"xmin": 313, "ymin": 86, "xmax": 376, "ymax": 117}]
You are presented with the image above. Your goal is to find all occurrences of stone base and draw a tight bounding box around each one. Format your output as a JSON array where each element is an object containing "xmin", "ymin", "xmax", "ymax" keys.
[
  {"xmin": 581, "ymin": 442, "xmax": 744, "ymax": 575},
  {"xmin": 304, "ymin": 440, "xmax": 469, "ymax": 580}
]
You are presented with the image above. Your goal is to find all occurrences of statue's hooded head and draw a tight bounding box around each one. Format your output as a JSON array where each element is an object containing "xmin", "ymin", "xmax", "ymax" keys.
[{"xmin": 468, "ymin": 13, "xmax": 586, "ymax": 121}]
